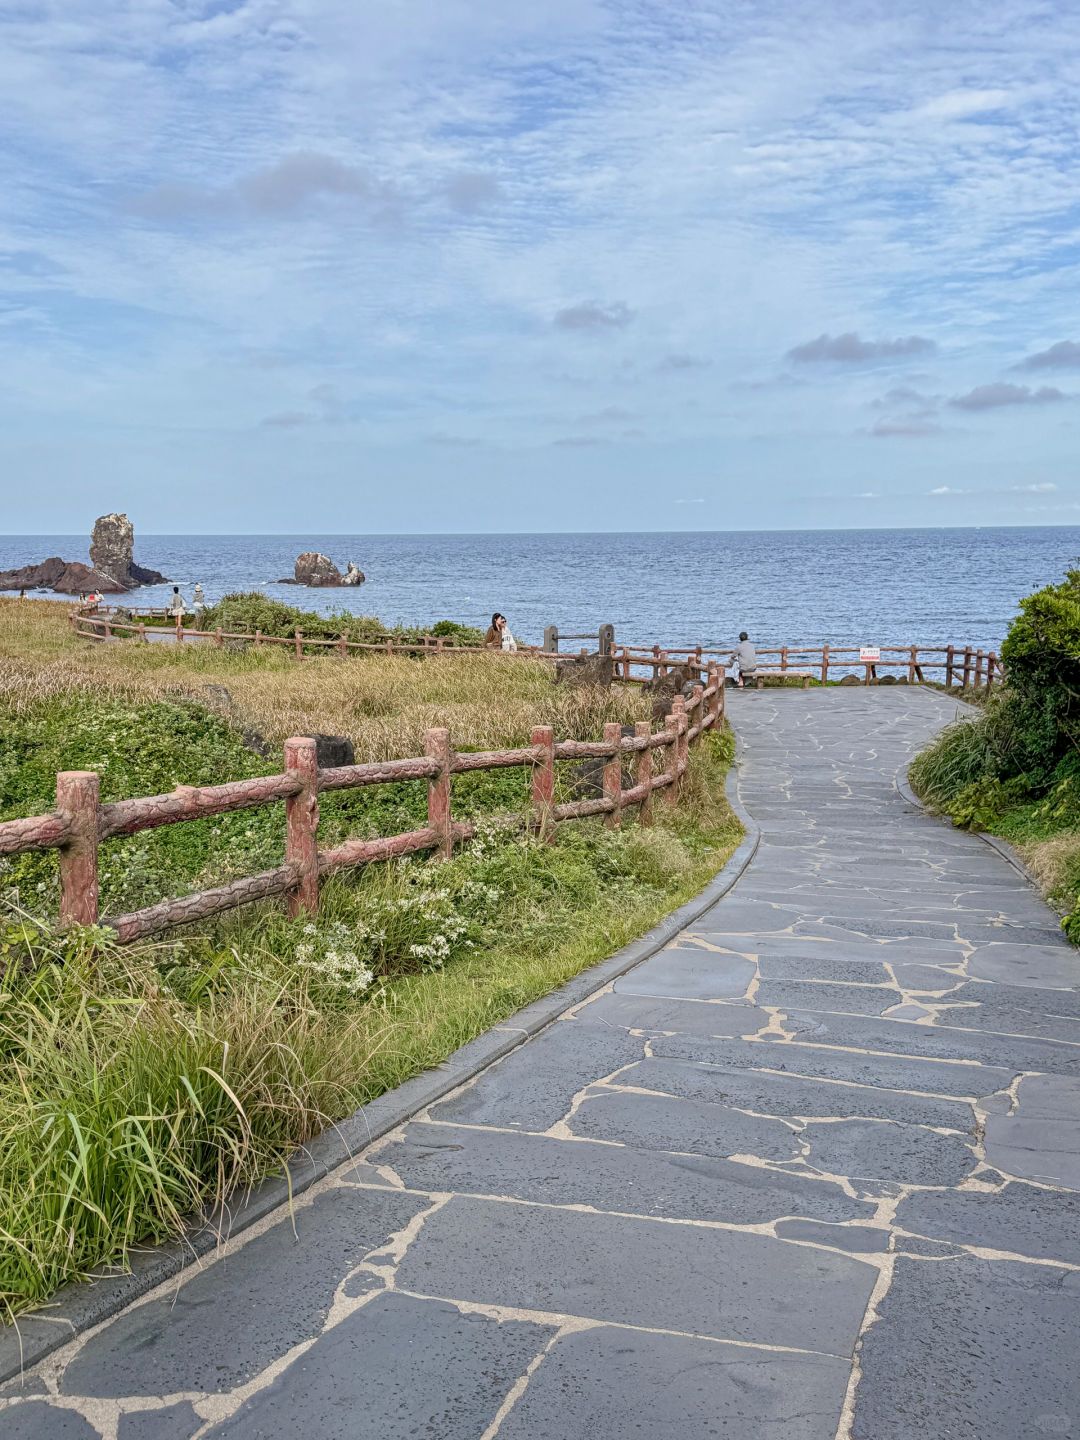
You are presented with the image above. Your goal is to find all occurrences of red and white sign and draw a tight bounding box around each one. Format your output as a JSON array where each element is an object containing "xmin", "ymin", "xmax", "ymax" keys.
[{"xmin": 859, "ymin": 647, "xmax": 880, "ymax": 663}]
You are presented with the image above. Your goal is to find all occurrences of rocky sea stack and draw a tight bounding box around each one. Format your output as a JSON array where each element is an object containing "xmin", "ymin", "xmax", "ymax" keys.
[
  {"xmin": 279, "ymin": 552, "xmax": 365, "ymax": 587},
  {"xmin": 0, "ymin": 513, "xmax": 168, "ymax": 595}
]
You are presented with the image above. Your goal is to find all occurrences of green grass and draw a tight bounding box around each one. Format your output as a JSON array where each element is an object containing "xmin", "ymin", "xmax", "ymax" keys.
[{"xmin": 0, "ymin": 714, "xmax": 739, "ymax": 1319}]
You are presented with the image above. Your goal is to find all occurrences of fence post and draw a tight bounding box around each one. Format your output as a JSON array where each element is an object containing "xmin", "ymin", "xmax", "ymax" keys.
[
  {"xmin": 425, "ymin": 727, "xmax": 453, "ymax": 859},
  {"xmin": 672, "ymin": 694, "xmax": 688, "ymax": 783},
  {"xmin": 987, "ymin": 652, "xmax": 998, "ymax": 690},
  {"xmin": 962, "ymin": 646, "xmax": 973, "ymax": 689},
  {"xmin": 718, "ymin": 665, "xmax": 727, "ymax": 719},
  {"xmin": 821, "ymin": 644, "xmax": 829, "ymax": 684},
  {"xmin": 634, "ymin": 720, "xmax": 653, "ymax": 825},
  {"xmin": 603, "ymin": 721, "xmax": 623, "ymax": 827},
  {"xmin": 284, "ymin": 737, "xmax": 319, "ymax": 917},
  {"xmin": 974, "ymin": 649, "xmax": 985, "ymax": 690},
  {"xmin": 690, "ymin": 683, "xmax": 704, "ymax": 734},
  {"xmin": 294, "ymin": 629, "xmax": 303, "ymax": 660},
  {"xmin": 531, "ymin": 725, "xmax": 555, "ymax": 839},
  {"xmin": 652, "ymin": 644, "xmax": 661, "ymax": 681},
  {"xmin": 138, "ymin": 624, "xmax": 147, "ymax": 644},
  {"xmin": 56, "ymin": 771, "xmax": 100, "ymax": 927},
  {"xmin": 664, "ymin": 714, "xmax": 680, "ymax": 807},
  {"xmin": 945, "ymin": 644, "xmax": 955, "ymax": 688},
  {"xmin": 780, "ymin": 645, "xmax": 788, "ymax": 675},
  {"xmin": 908, "ymin": 644, "xmax": 917, "ymax": 684},
  {"xmin": 255, "ymin": 629, "xmax": 263, "ymax": 649},
  {"xmin": 215, "ymin": 627, "xmax": 224, "ymax": 648},
  {"xmin": 543, "ymin": 625, "xmax": 559, "ymax": 653}
]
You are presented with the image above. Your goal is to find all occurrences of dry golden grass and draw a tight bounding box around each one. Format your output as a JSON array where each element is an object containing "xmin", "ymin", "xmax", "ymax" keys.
[
  {"xmin": 1018, "ymin": 832, "xmax": 1080, "ymax": 901},
  {"xmin": 0, "ymin": 599, "xmax": 647, "ymax": 760}
]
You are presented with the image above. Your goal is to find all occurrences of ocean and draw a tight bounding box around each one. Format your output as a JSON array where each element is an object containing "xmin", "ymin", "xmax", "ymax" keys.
[{"xmin": 2, "ymin": 528, "xmax": 1076, "ymax": 654}]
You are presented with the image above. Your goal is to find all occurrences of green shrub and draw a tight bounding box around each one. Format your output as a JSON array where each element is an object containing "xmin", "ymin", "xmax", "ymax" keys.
[
  {"xmin": 194, "ymin": 594, "xmax": 484, "ymax": 649},
  {"xmin": 998, "ymin": 566, "xmax": 1080, "ymax": 782}
]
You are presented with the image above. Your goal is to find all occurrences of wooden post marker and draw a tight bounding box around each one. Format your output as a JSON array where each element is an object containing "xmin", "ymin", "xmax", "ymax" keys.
[
  {"xmin": 603, "ymin": 721, "xmax": 623, "ymax": 827},
  {"xmin": 425, "ymin": 727, "xmax": 453, "ymax": 859},
  {"xmin": 531, "ymin": 725, "xmax": 555, "ymax": 839},
  {"xmin": 57, "ymin": 770, "xmax": 100, "ymax": 928},
  {"xmin": 284, "ymin": 737, "xmax": 320, "ymax": 917}
]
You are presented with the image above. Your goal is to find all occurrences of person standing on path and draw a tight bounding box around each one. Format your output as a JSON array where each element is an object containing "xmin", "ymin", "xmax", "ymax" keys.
[
  {"xmin": 169, "ymin": 586, "xmax": 187, "ymax": 627},
  {"xmin": 734, "ymin": 630, "xmax": 757, "ymax": 688}
]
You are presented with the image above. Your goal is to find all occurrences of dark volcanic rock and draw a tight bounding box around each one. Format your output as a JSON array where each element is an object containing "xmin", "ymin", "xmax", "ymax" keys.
[
  {"xmin": 0, "ymin": 558, "xmax": 125, "ymax": 593},
  {"xmin": 89, "ymin": 513, "xmax": 167, "ymax": 588},
  {"xmin": 553, "ymin": 652, "xmax": 614, "ymax": 687},
  {"xmin": 310, "ymin": 734, "xmax": 355, "ymax": 767}
]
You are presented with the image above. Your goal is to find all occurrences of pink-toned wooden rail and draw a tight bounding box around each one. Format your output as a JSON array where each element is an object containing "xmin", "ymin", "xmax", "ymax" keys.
[{"xmin": 0, "ymin": 666, "xmax": 726, "ymax": 942}]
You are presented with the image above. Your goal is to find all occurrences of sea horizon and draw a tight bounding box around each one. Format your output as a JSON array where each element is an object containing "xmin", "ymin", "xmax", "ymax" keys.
[{"xmin": 4, "ymin": 526, "xmax": 1076, "ymax": 653}]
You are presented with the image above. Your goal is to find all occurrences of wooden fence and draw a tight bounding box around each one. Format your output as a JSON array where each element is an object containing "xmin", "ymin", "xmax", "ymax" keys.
[
  {"xmin": 0, "ymin": 666, "xmax": 726, "ymax": 943},
  {"xmin": 71, "ymin": 609, "xmax": 1001, "ymax": 689},
  {"xmin": 613, "ymin": 642, "xmax": 1002, "ymax": 690}
]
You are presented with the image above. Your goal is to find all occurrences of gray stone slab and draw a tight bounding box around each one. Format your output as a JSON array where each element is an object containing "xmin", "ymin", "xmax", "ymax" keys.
[
  {"xmin": 614, "ymin": 946, "xmax": 755, "ymax": 1000},
  {"xmin": 568, "ymin": 1087, "xmax": 802, "ymax": 1162},
  {"xmin": 896, "ymin": 1181, "xmax": 1080, "ymax": 1266},
  {"xmin": 60, "ymin": 1186, "xmax": 432, "ymax": 1397},
  {"xmin": 946, "ymin": 979, "xmax": 1080, "ymax": 1018},
  {"xmin": 774, "ymin": 1219, "xmax": 890, "ymax": 1253},
  {"xmin": 755, "ymin": 979, "xmax": 902, "ymax": 1016},
  {"xmin": 495, "ymin": 1324, "xmax": 851, "ymax": 1440},
  {"xmin": 203, "ymin": 1292, "xmax": 553, "ymax": 1439},
  {"xmin": 757, "ymin": 954, "xmax": 893, "ymax": 985},
  {"xmin": 576, "ymin": 990, "xmax": 773, "ymax": 1038},
  {"xmin": 801, "ymin": 1119, "xmax": 977, "ymax": 1187},
  {"xmin": 618, "ymin": 1056, "xmax": 971, "ymax": 1129},
  {"xmin": 852, "ymin": 1258, "xmax": 1080, "ymax": 1440},
  {"xmin": 984, "ymin": 1074, "xmax": 1080, "ymax": 1189},
  {"xmin": 0, "ymin": 1403, "xmax": 100, "ymax": 1438},
  {"xmin": 428, "ymin": 1019, "xmax": 644, "ymax": 1131},
  {"xmin": 394, "ymin": 1195, "xmax": 878, "ymax": 1354},
  {"xmin": 778, "ymin": 1009, "xmax": 1080, "ymax": 1077},
  {"xmin": 692, "ymin": 900, "xmax": 804, "ymax": 933},
  {"xmin": 650, "ymin": 1033, "xmax": 1006, "ymax": 1103},
  {"xmin": 968, "ymin": 943, "xmax": 1080, "ymax": 988},
  {"xmin": 382, "ymin": 1120, "xmax": 867, "ymax": 1224},
  {"xmin": 118, "ymin": 1404, "xmax": 202, "ymax": 1439}
]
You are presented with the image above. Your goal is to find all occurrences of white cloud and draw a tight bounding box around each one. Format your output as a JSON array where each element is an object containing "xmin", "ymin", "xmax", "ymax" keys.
[{"xmin": 949, "ymin": 382, "xmax": 1070, "ymax": 411}]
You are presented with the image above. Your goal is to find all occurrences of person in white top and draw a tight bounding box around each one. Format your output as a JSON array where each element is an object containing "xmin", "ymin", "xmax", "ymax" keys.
[{"xmin": 484, "ymin": 612, "xmax": 518, "ymax": 652}]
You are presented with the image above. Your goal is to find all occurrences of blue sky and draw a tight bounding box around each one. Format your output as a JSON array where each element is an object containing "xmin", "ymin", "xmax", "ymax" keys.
[{"xmin": 2, "ymin": 0, "xmax": 1079, "ymax": 533}]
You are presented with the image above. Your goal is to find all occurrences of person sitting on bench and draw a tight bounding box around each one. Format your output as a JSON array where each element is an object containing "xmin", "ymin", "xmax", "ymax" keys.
[{"xmin": 735, "ymin": 631, "xmax": 757, "ymax": 689}]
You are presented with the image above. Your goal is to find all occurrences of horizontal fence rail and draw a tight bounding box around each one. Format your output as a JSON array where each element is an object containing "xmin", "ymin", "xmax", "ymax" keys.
[
  {"xmin": 71, "ymin": 608, "xmax": 1001, "ymax": 690},
  {"xmin": 0, "ymin": 663, "xmax": 728, "ymax": 941}
]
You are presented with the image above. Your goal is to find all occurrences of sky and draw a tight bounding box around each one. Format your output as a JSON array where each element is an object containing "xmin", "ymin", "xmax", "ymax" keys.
[{"xmin": 2, "ymin": 0, "xmax": 1079, "ymax": 534}]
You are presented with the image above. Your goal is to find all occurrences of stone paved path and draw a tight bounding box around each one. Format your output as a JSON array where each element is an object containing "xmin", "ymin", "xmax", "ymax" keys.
[{"xmin": 5, "ymin": 687, "xmax": 1080, "ymax": 1438}]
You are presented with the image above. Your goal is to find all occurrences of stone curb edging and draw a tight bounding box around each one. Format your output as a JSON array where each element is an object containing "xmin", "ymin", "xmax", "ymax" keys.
[{"xmin": 0, "ymin": 731, "xmax": 760, "ymax": 1387}]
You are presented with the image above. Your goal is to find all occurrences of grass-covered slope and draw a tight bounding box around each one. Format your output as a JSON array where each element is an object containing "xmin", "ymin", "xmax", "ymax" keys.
[{"xmin": 0, "ymin": 598, "xmax": 741, "ymax": 1316}]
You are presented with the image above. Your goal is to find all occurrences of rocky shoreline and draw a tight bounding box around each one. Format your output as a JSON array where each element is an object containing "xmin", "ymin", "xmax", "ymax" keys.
[{"xmin": 0, "ymin": 513, "xmax": 168, "ymax": 595}]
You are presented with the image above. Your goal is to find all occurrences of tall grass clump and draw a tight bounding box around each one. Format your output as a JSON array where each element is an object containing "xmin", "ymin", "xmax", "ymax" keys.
[{"xmin": 910, "ymin": 567, "xmax": 1080, "ymax": 931}]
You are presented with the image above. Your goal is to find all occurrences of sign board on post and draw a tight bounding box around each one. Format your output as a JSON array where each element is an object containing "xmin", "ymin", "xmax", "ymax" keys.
[{"xmin": 859, "ymin": 647, "xmax": 880, "ymax": 663}]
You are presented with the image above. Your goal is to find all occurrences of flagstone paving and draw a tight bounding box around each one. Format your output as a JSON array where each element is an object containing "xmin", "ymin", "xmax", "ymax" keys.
[{"xmin": 4, "ymin": 687, "xmax": 1080, "ymax": 1438}]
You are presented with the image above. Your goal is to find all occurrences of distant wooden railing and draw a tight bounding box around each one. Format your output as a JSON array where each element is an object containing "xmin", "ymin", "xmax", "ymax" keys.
[
  {"xmin": 71, "ymin": 610, "xmax": 1001, "ymax": 690},
  {"xmin": 612, "ymin": 643, "xmax": 1002, "ymax": 690},
  {"xmin": 0, "ymin": 666, "xmax": 727, "ymax": 941}
]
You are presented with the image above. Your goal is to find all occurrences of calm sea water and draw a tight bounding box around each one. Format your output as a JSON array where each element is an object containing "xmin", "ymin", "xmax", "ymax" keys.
[{"xmin": 2, "ymin": 529, "xmax": 1076, "ymax": 653}]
